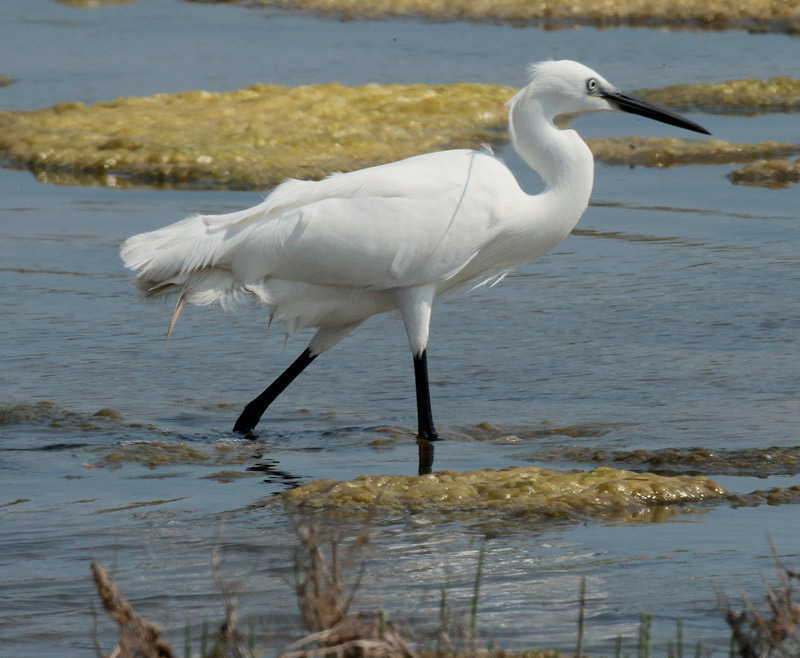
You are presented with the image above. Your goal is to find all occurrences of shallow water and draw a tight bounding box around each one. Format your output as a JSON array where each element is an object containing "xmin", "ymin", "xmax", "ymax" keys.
[{"xmin": 1, "ymin": 1, "xmax": 800, "ymax": 656}]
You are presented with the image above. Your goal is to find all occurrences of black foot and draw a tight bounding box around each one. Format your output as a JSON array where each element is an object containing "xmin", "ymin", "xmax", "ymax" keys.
[
  {"xmin": 417, "ymin": 428, "xmax": 440, "ymax": 442},
  {"xmin": 232, "ymin": 404, "xmax": 261, "ymax": 436}
]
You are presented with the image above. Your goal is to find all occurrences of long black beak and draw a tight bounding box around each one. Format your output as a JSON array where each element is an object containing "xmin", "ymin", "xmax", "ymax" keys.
[{"xmin": 600, "ymin": 88, "xmax": 711, "ymax": 135}]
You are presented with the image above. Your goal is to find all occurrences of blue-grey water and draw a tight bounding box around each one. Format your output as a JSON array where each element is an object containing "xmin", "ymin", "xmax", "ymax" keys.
[{"xmin": 1, "ymin": 1, "xmax": 799, "ymax": 656}]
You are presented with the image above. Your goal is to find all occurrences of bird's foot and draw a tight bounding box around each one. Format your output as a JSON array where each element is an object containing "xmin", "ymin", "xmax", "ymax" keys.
[
  {"xmin": 417, "ymin": 428, "xmax": 440, "ymax": 442},
  {"xmin": 233, "ymin": 426, "xmax": 260, "ymax": 440},
  {"xmin": 232, "ymin": 394, "xmax": 273, "ymax": 437},
  {"xmin": 232, "ymin": 409, "xmax": 261, "ymax": 437}
]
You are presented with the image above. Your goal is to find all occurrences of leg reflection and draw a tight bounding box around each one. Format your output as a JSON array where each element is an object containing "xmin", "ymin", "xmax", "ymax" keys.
[{"xmin": 417, "ymin": 438, "xmax": 435, "ymax": 475}]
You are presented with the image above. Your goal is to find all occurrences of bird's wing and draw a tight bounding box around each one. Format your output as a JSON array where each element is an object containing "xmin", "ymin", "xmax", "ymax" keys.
[
  {"xmin": 213, "ymin": 149, "xmax": 513, "ymax": 290},
  {"xmin": 121, "ymin": 149, "xmax": 516, "ymax": 292}
]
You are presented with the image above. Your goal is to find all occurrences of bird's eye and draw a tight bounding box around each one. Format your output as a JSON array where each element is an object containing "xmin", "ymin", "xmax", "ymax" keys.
[{"xmin": 586, "ymin": 78, "xmax": 599, "ymax": 93}]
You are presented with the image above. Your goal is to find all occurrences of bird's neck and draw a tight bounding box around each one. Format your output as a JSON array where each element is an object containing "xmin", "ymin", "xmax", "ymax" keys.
[{"xmin": 509, "ymin": 93, "xmax": 595, "ymax": 210}]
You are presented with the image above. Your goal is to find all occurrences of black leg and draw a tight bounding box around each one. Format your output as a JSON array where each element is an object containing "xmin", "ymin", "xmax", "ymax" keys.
[
  {"xmin": 413, "ymin": 349, "xmax": 440, "ymax": 441},
  {"xmin": 233, "ymin": 348, "xmax": 317, "ymax": 435}
]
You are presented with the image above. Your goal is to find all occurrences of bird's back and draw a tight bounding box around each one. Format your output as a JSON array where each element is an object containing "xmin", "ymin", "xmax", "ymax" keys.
[{"xmin": 121, "ymin": 148, "xmax": 528, "ymax": 305}]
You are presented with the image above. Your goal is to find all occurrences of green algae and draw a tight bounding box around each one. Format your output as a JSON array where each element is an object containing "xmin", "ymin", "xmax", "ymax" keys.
[
  {"xmin": 728, "ymin": 157, "xmax": 800, "ymax": 188},
  {"xmin": 203, "ymin": 469, "xmax": 263, "ymax": 483},
  {"xmin": 0, "ymin": 82, "xmax": 512, "ymax": 190},
  {"xmin": 99, "ymin": 440, "xmax": 253, "ymax": 469},
  {"xmin": 281, "ymin": 465, "xmax": 725, "ymax": 518},
  {"xmin": 0, "ymin": 400, "xmax": 136, "ymax": 431},
  {"xmin": 249, "ymin": 0, "xmax": 800, "ymax": 33},
  {"xmin": 637, "ymin": 77, "xmax": 800, "ymax": 115},
  {"xmin": 525, "ymin": 445, "xmax": 800, "ymax": 478},
  {"xmin": 0, "ymin": 401, "xmax": 82, "ymax": 427},
  {"xmin": 2, "ymin": 78, "xmax": 797, "ymax": 190},
  {"xmin": 729, "ymin": 485, "xmax": 800, "ymax": 507},
  {"xmin": 588, "ymin": 137, "xmax": 800, "ymax": 168}
]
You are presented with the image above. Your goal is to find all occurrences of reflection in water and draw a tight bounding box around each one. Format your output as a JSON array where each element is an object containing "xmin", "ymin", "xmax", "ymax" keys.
[
  {"xmin": 417, "ymin": 438, "xmax": 435, "ymax": 475},
  {"xmin": 247, "ymin": 457, "xmax": 306, "ymax": 487}
]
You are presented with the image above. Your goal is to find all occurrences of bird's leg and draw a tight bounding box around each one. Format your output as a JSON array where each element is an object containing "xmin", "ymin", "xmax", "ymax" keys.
[
  {"xmin": 413, "ymin": 349, "xmax": 440, "ymax": 442},
  {"xmin": 393, "ymin": 284, "xmax": 440, "ymax": 442},
  {"xmin": 233, "ymin": 348, "xmax": 317, "ymax": 435}
]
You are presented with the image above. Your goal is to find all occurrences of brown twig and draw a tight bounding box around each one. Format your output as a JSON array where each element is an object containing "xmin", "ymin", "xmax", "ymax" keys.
[
  {"xmin": 90, "ymin": 561, "xmax": 175, "ymax": 658},
  {"xmin": 721, "ymin": 544, "xmax": 800, "ymax": 658}
]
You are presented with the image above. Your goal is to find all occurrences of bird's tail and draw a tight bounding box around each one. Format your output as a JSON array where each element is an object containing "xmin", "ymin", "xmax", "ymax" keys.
[{"xmin": 121, "ymin": 212, "xmax": 267, "ymax": 347}]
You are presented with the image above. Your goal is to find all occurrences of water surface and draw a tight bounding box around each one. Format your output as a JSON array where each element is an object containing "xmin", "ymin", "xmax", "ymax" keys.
[{"xmin": 1, "ymin": 2, "xmax": 799, "ymax": 656}]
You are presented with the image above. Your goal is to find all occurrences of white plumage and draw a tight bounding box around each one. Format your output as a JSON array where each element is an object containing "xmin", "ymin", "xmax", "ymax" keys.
[{"xmin": 121, "ymin": 60, "xmax": 709, "ymax": 438}]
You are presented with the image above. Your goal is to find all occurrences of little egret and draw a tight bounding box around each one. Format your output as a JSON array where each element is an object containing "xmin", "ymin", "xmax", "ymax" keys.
[{"xmin": 121, "ymin": 60, "xmax": 709, "ymax": 440}]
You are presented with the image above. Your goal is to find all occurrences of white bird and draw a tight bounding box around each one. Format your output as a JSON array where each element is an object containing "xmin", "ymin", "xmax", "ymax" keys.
[{"xmin": 121, "ymin": 60, "xmax": 709, "ymax": 439}]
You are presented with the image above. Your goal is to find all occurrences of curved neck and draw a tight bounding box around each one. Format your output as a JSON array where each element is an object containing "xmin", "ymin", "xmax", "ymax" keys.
[{"xmin": 508, "ymin": 90, "xmax": 594, "ymax": 206}]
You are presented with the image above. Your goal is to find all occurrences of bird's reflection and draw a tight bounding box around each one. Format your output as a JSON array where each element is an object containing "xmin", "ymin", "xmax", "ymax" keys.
[
  {"xmin": 417, "ymin": 438, "xmax": 435, "ymax": 475},
  {"xmin": 247, "ymin": 456, "xmax": 305, "ymax": 486},
  {"xmin": 248, "ymin": 435, "xmax": 435, "ymax": 488}
]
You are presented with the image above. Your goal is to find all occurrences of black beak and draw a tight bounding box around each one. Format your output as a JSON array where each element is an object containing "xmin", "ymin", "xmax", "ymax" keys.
[{"xmin": 600, "ymin": 88, "xmax": 711, "ymax": 135}]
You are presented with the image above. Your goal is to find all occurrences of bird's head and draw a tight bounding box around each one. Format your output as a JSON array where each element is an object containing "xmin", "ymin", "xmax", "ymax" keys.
[{"xmin": 522, "ymin": 59, "xmax": 710, "ymax": 135}]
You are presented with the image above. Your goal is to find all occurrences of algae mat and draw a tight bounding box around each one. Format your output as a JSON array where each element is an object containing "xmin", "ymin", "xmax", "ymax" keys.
[
  {"xmin": 2, "ymin": 79, "xmax": 798, "ymax": 189},
  {"xmin": 281, "ymin": 465, "xmax": 725, "ymax": 518},
  {"xmin": 636, "ymin": 77, "xmax": 800, "ymax": 114},
  {"xmin": 250, "ymin": 0, "xmax": 800, "ymax": 33},
  {"xmin": 0, "ymin": 82, "xmax": 513, "ymax": 190}
]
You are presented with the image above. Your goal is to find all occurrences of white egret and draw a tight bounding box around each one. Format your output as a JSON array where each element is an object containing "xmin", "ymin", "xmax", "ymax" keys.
[{"xmin": 121, "ymin": 60, "xmax": 709, "ymax": 440}]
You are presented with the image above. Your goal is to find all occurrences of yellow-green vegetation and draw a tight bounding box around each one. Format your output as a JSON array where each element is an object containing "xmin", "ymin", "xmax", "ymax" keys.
[
  {"xmin": 99, "ymin": 440, "xmax": 253, "ymax": 469},
  {"xmin": 637, "ymin": 77, "xmax": 800, "ymax": 114},
  {"xmin": 0, "ymin": 82, "xmax": 512, "ymax": 189},
  {"xmin": 251, "ymin": 0, "xmax": 800, "ymax": 33},
  {"xmin": 1, "ymin": 400, "xmax": 81, "ymax": 426},
  {"xmin": 2, "ymin": 79, "xmax": 797, "ymax": 189},
  {"xmin": 728, "ymin": 157, "xmax": 800, "ymax": 188},
  {"xmin": 281, "ymin": 465, "xmax": 725, "ymax": 516},
  {"xmin": 0, "ymin": 400, "xmax": 135, "ymax": 430},
  {"xmin": 525, "ymin": 444, "xmax": 800, "ymax": 477},
  {"xmin": 730, "ymin": 485, "xmax": 800, "ymax": 507},
  {"xmin": 589, "ymin": 137, "xmax": 800, "ymax": 168},
  {"xmin": 0, "ymin": 74, "xmax": 12, "ymax": 88}
]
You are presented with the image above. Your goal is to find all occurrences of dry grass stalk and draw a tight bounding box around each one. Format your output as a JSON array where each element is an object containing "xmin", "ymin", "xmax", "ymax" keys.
[
  {"xmin": 90, "ymin": 561, "xmax": 175, "ymax": 658},
  {"xmin": 210, "ymin": 547, "xmax": 253, "ymax": 658},
  {"xmin": 288, "ymin": 523, "xmax": 420, "ymax": 658},
  {"xmin": 721, "ymin": 549, "xmax": 800, "ymax": 658},
  {"xmin": 293, "ymin": 524, "xmax": 370, "ymax": 637},
  {"xmin": 280, "ymin": 620, "xmax": 418, "ymax": 658}
]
